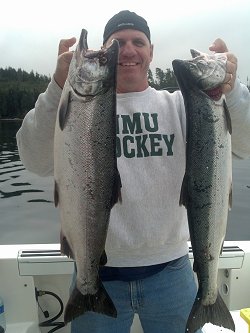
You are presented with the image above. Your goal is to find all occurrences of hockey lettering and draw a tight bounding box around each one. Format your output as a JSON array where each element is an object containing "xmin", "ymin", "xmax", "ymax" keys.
[{"xmin": 116, "ymin": 113, "xmax": 175, "ymax": 158}]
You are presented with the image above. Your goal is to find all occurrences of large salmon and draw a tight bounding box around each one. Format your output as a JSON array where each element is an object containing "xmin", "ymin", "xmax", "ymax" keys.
[
  {"xmin": 54, "ymin": 29, "xmax": 121, "ymax": 324},
  {"xmin": 172, "ymin": 50, "xmax": 235, "ymax": 332}
]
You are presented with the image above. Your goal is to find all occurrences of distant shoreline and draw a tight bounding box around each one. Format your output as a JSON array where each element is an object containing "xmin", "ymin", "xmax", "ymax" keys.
[{"xmin": 0, "ymin": 118, "xmax": 23, "ymax": 122}]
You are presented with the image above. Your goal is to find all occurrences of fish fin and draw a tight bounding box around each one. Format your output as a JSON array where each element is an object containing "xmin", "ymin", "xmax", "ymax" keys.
[
  {"xmin": 220, "ymin": 240, "xmax": 225, "ymax": 256},
  {"xmin": 100, "ymin": 251, "xmax": 107, "ymax": 266},
  {"xmin": 223, "ymin": 99, "xmax": 232, "ymax": 135},
  {"xmin": 186, "ymin": 288, "xmax": 235, "ymax": 333},
  {"xmin": 60, "ymin": 233, "xmax": 75, "ymax": 259},
  {"xmin": 54, "ymin": 181, "xmax": 59, "ymax": 207},
  {"xmin": 179, "ymin": 173, "xmax": 188, "ymax": 207},
  {"xmin": 111, "ymin": 168, "xmax": 122, "ymax": 208},
  {"xmin": 193, "ymin": 260, "xmax": 199, "ymax": 274},
  {"xmin": 229, "ymin": 183, "xmax": 233, "ymax": 210},
  {"xmin": 64, "ymin": 282, "xmax": 117, "ymax": 324},
  {"xmin": 58, "ymin": 90, "xmax": 71, "ymax": 130}
]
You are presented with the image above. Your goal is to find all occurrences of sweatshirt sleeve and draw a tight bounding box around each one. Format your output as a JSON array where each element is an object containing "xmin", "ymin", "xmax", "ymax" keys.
[
  {"xmin": 225, "ymin": 79, "xmax": 250, "ymax": 159},
  {"xmin": 16, "ymin": 78, "xmax": 62, "ymax": 176}
]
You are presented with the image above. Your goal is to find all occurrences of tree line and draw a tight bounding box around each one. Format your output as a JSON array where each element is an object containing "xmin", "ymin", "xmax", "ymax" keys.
[
  {"xmin": 2, "ymin": 66, "xmax": 248, "ymax": 120},
  {"xmin": 148, "ymin": 67, "xmax": 178, "ymax": 91},
  {"xmin": 0, "ymin": 67, "xmax": 50, "ymax": 119},
  {"xmin": 0, "ymin": 66, "xmax": 179, "ymax": 120}
]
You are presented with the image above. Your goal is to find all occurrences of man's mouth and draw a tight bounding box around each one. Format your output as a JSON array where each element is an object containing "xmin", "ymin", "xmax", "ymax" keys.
[{"xmin": 119, "ymin": 62, "xmax": 138, "ymax": 67}]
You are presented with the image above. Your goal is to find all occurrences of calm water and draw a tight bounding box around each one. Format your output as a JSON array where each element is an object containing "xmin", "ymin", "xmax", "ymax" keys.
[
  {"xmin": 0, "ymin": 120, "xmax": 250, "ymax": 245},
  {"xmin": 0, "ymin": 121, "xmax": 60, "ymax": 244}
]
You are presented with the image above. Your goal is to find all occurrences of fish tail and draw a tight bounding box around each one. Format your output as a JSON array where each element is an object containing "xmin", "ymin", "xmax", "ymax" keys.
[
  {"xmin": 186, "ymin": 289, "xmax": 235, "ymax": 333},
  {"xmin": 64, "ymin": 282, "xmax": 117, "ymax": 324}
]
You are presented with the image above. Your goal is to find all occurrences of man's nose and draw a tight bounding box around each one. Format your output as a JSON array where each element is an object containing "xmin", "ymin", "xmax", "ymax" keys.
[{"xmin": 120, "ymin": 42, "xmax": 136, "ymax": 56}]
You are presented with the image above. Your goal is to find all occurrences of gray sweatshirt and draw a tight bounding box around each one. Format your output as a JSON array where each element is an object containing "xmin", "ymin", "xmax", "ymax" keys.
[{"xmin": 16, "ymin": 78, "xmax": 250, "ymax": 266}]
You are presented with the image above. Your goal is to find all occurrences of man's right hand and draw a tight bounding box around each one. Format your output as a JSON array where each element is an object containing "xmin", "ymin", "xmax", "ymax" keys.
[{"xmin": 54, "ymin": 37, "xmax": 76, "ymax": 89}]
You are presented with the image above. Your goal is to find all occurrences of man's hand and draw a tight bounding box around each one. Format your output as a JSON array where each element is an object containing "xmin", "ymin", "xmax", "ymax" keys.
[
  {"xmin": 54, "ymin": 37, "xmax": 76, "ymax": 89},
  {"xmin": 209, "ymin": 38, "xmax": 238, "ymax": 94}
]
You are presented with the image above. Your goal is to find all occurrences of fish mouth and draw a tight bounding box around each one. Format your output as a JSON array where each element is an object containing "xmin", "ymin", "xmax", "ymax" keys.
[
  {"xmin": 78, "ymin": 37, "xmax": 119, "ymax": 68},
  {"xmin": 172, "ymin": 58, "xmax": 225, "ymax": 102},
  {"xmin": 203, "ymin": 86, "xmax": 223, "ymax": 101}
]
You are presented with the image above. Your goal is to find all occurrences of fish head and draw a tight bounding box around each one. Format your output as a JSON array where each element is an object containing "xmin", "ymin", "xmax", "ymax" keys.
[
  {"xmin": 188, "ymin": 49, "xmax": 227, "ymax": 89},
  {"xmin": 68, "ymin": 29, "xmax": 119, "ymax": 97},
  {"xmin": 172, "ymin": 50, "xmax": 227, "ymax": 101}
]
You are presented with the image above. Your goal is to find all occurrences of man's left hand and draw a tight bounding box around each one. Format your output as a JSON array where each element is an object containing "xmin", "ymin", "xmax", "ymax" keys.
[{"xmin": 209, "ymin": 38, "xmax": 238, "ymax": 93}]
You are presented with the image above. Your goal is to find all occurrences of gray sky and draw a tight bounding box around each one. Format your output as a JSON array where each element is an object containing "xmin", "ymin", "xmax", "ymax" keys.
[{"xmin": 1, "ymin": 0, "xmax": 249, "ymax": 85}]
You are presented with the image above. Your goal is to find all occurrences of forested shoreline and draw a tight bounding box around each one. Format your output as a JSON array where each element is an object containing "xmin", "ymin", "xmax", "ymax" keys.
[
  {"xmin": 1, "ymin": 66, "xmax": 248, "ymax": 120},
  {"xmin": 0, "ymin": 67, "xmax": 50, "ymax": 120},
  {"xmin": 0, "ymin": 66, "xmax": 180, "ymax": 120}
]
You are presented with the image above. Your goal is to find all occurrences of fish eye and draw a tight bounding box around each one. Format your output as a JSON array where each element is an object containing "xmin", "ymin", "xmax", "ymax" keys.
[
  {"xmin": 188, "ymin": 63, "xmax": 197, "ymax": 70},
  {"xmin": 99, "ymin": 56, "xmax": 107, "ymax": 65}
]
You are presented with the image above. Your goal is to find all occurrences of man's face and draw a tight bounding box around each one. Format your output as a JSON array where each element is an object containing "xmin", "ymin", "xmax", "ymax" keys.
[{"xmin": 106, "ymin": 29, "xmax": 153, "ymax": 93}]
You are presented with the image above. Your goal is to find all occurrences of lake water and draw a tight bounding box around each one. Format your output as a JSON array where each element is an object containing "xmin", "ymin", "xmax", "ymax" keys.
[{"xmin": 0, "ymin": 120, "xmax": 250, "ymax": 245}]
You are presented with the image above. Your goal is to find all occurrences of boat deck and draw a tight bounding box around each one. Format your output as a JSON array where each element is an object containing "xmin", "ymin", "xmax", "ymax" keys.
[{"xmin": 1, "ymin": 241, "xmax": 250, "ymax": 333}]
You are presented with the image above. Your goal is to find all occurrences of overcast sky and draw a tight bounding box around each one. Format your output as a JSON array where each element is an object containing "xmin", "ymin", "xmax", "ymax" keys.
[{"xmin": 1, "ymin": 0, "xmax": 249, "ymax": 85}]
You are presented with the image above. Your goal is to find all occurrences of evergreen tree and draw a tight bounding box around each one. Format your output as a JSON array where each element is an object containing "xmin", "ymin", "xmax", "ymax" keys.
[
  {"xmin": 0, "ymin": 67, "xmax": 50, "ymax": 119},
  {"xmin": 149, "ymin": 67, "xmax": 178, "ymax": 91}
]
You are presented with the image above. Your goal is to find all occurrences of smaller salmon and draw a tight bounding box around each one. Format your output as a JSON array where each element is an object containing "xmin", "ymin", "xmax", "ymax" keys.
[{"xmin": 173, "ymin": 50, "xmax": 235, "ymax": 333}]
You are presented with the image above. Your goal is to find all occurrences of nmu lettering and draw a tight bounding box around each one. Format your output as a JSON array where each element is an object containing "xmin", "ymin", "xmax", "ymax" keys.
[{"xmin": 116, "ymin": 112, "xmax": 175, "ymax": 158}]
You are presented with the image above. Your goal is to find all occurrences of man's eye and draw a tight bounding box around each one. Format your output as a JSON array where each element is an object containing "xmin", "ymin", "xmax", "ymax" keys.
[
  {"xmin": 117, "ymin": 40, "xmax": 125, "ymax": 47},
  {"xmin": 134, "ymin": 40, "xmax": 144, "ymax": 47}
]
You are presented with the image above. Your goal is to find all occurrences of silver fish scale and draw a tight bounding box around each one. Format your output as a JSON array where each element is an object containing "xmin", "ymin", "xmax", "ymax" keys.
[
  {"xmin": 55, "ymin": 87, "xmax": 116, "ymax": 295},
  {"xmin": 186, "ymin": 95, "xmax": 232, "ymax": 305},
  {"xmin": 173, "ymin": 50, "xmax": 235, "ymax": 333},
  {"xmin": 54, "ymin": 29, "xmax": 119, "ymax": 323}
]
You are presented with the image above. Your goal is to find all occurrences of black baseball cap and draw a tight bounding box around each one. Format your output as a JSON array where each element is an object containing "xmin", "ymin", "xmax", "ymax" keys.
[{"xmin": 103, "ymin": 10, "xmax": 151, "ymax": 44}]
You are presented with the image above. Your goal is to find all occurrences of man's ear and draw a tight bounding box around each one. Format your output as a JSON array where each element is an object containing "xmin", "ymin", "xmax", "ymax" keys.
[{"xmin": 150, "ymin": 44, "xmax": 154, "ymax": 61}]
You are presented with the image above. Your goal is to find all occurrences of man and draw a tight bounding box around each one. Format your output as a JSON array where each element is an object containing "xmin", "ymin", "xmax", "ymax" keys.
[{"xmin": 17, "ymin": 10, "xmax": 250, "ymax": 333}]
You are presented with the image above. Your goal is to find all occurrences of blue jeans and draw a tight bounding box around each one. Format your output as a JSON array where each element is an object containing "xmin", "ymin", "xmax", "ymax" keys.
[{"xmin": 71, "ymin": 255, "xmax": 200, "ymax": 333}]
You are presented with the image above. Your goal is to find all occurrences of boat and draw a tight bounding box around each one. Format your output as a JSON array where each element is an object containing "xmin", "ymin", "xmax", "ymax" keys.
[{"xmin": 0, "ymin": 241, "xmax": 250, "ymax": 333}]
